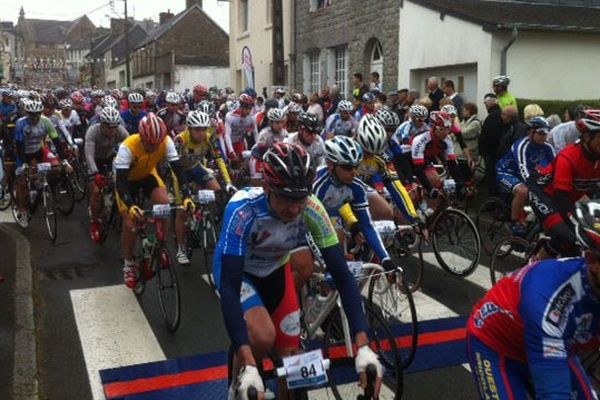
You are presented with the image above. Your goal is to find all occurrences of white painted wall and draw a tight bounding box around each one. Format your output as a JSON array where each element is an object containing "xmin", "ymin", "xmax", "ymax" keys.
[
  {"xmin": 411, "ymin": 64, "xmax": 478, "ymax": 104},
  {"xmin": 507, "ymin": 31, "xmax": 600, "ymax": 100},
  {"xmin": 173, "ymin": 65, "xmax": 229, "ymax": 92},
  {"xmin": 132, "ymin": 74, "xmax": 155, "ymax": 89},
  {"xmin": 229, "ymin": 0, "xmax": 293, "ymax": 94}
]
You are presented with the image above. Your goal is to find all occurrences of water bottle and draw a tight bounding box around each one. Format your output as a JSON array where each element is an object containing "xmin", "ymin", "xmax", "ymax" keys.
[
  {"xmin": 443, "ymin": 178, "xmax": 456, "ymax": 194},
  {"xmin": 142, "ymin": 236, "xmax": 155, "ymax": 258},
  {"xmin": 29, "ymin": 189, "xmax": 37, "ymax": 204}
]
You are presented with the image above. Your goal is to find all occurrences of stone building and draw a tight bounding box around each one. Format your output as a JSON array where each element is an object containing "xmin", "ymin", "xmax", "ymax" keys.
[
  {"xmin": 294, "ymin": 0, "xmax": 400, "ymax": 97},
  {"xmin": 132, "ymin": 1, "xmax": 229, "ymax": 90}
]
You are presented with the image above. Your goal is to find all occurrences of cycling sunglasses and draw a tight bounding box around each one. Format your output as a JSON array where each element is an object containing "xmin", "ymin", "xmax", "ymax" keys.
[{"xmin": 338, "ymin": 164, "xmax": 359, "ymax": 171}]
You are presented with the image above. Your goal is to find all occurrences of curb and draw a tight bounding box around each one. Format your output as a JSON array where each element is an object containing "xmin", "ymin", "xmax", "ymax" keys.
[{"xmin": 0, "ymin": 223, "xmax": 39, "ymax": 400}]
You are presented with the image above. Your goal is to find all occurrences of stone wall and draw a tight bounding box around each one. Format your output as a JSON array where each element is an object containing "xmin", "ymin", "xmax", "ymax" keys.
[{"xmin": 294, "ymin": 0, "xmax": 400, "ymax": 94}]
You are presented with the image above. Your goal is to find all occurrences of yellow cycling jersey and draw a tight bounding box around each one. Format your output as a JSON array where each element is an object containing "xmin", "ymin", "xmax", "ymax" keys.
[
  {"xmin": 113, "ymin": 134, "xmax": 178, "ymax": 181},
  {"xmin": 176, "ymin": 129, "xmax": 232, "ymax": 185}
]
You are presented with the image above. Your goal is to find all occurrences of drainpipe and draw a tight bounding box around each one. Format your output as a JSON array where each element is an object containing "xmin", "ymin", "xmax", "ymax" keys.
[{"xmin": 500, "ymin": 26, "xmax": 518, "ymax": 75}]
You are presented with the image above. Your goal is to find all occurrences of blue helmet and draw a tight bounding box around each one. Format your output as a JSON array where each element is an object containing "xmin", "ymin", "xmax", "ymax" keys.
[
  {"xmin": 527, "ymin": 116, "xmax": 550, "ymax": 133},
  {"xmin": 243, "ymin": 87, "xmax": 257, "ymax": 98},
  {"xmin": 324, "ymin": 136, "xmax": 363, "ymax": 166}
]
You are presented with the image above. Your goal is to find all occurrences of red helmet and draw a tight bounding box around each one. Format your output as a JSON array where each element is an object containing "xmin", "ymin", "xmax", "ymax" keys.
[
  {"xmin": 429, "ymin": 111, "xmax": 453, "ymax": 129},
  {"xmin": 193, "ymin": 85, "xmax": 208, "ymax": 96},
  {"xmin": 263, "ymin": 143, "xmax": 315, "ymax": 199},
  {"xmin": 576, "ymin": 109, "xmax": 600, "ymax": 134},
  {"xmin": 239, "ymin": 93, "xmax": 255, "ymax": 108},
  {"xmin": 138, "ymin": 113, "xmax": 167, "ymax": 145},
  {"xmin": 70, "ymin": 91, "xmax": 84, "ymax": 104}
]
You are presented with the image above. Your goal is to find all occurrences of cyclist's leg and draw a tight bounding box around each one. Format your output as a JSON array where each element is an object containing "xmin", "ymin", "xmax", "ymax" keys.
[
  {"xmin": 249, "ymin": 157, "xmax": 263, "ymax": 187},
  {"xmin": 115, "ymin": 185, "xmax": 137, "ymax": 261},
  {"xmin": 148, "ymin": 170, "xmax": 170, "ymax": 238},
  {"xmin": 175, "ymin": 169, "xmax": 198, "ymax": 252},
  {"xmin": 366, "ymin": 186, "xmax": 393, "ymax": 220},
  {"xmin": 568, "ymin": 355, "xmax": 597, "ymax": 400},
  {"xmin": 290, "ymin": 246, "xmax": 314, "ymax": 291},
  {"xmin": 467, "ymin": 333, "xmax": 530, "ymax": 399},
  {"xmin": 424, "ymin": 166, "xmax": 441, "ymax": 190}
]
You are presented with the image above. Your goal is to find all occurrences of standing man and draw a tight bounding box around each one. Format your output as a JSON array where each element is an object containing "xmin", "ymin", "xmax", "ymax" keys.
[
  {"xmin": 351, "ymin": 73, "xmax": 370, "ymax": 102},
  {"xmin": 370, "ymin": 71, "xmax": 382, "ymax": 93},
  {"xmin": 479, "ymin": 94, "xmax": 503, "ymax": 196},
  {"xmin": 442, "ymin": 80, "xmax": 464, "ymax": 120},
  {"xmin": 427, "ymin": 77, "xmax": 444, "ymax": 112},
  {"xmin": 492, "ymin": 75, "xmax": 518, "ymax": 110}
]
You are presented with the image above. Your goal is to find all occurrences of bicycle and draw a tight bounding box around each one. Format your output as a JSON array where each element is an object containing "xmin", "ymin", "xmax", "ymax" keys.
[
  {"xmin": 0, "ymin": 138, "xmax": 15, "ymax": 211},
  {"xmin": 95, "ymin": 172, "xmax": 118, "ymax": 245},
  {"xmin": 132, "ymin": 204, "xmax": 182, "ymax": 332},
  {"xmin": 64, "ymin": 138, "xmax": 87, "ymax": 202},
  {"xmin": 11, "ymin": 162, "xmax": 58, "ymax": 242}
]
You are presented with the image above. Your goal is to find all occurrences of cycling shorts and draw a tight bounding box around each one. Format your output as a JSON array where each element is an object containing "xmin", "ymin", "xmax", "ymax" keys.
[
  {"xmin": 185, "ymin": 165, "xmax": 215, "ymax": 185},
  {"xmin": 94, "ymin": 158, "xmax": 113, "ymax": 175},
  {"xmin": 115, "ymin": 170, "xmax": 165, "ymax": 214},
  {"xmin": 232, "ymin": 141, "xmax": 247, "ymax": 158},
  {"xmin": 497, "ymin": 172, "xmax": 522, "ymax": 193},
  {"xmin": 249, "ymin": 157, "xmax": 264, "ymax": 180},
  {"xmin": 239, "ymin": 263, "xmax": 300, "ymax": 349},
  {"xmin": 467, "ymin": 333, "xmax": 595, "ymax": 400},
  {"xmin": 24, "ymin": 147, "xmax": 57, "ymax": 164}
]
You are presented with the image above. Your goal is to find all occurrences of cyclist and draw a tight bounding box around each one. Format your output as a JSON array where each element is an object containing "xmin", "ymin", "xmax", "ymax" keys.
[
  {"xmin": 356, "ymin": 114, "xmax": 419, "ymax": 223},
  {"xmin": 285, "ymin": 112, "xmax": 325, "ymax": 168},
  {"xmin": 188, "ymin": 84, "xmax": 209, "ymax": 111},
  {"xmin": 249, "ymin": 108, "xmax": 288, "ymax": 186},
  {"xmin": 323, "ymin": 99, "xmax": 357, "ymax": 139},
  {"xmin": 157, "ymin": 92, "xmax": 186, "ymax": 137},
  {"xmin": 354, "ymin": 92, "xmax": 376, "ymax": 121},
  {"xmin": 492, "ymin": 75, "xmax": 518, "ymax": 110},
  {"xmin": 467, "ymin": 199, "xmax": 600, "ymax": 400},
  {"xmin": 314, "ymin": 135, "xmax": 394, "ymax": 265},
  {"xmin": 496, "ymin": 116, "xmax": 555, "ymax": 237},
  {"xmin": 120, "ymin": 92, "xmax": 147, "ymax": 134},
  {"xmin": 411, "ymin": 111, "xmax": 465, "ymax": 195},
  {"xmin": 58, "ymin": 99, "xmax": 81, "ymax": 137},
  {"xmin": 216, "ymin": 143, "xmax": 383, "ymax": 399},
  {"xmin": 13, "ymin": 99, "xmax": 62, "ymax": 226},
  {"xmin": 144, "ymin": 90, "xmax": 158, "ymax": 113},
  {"xmin": 41, "ymin": 94, "xmax": 75, "ymax": 149},
  {"xmin": 0, "ymin": 90, "xmax": 18, "ymax": 123},
  {"xmin": 113, "ymin": 113, "xmax": 194, "ymax": 288},
  {"xmin": 528, "ymin": 109, "xmax": 600, "ymax": 258},
  {"xmin": 85, "ymin": 107, "xmax": 129, "ymax": 243},
  {"xmin": 174, "ymin": 110, "xmax": 235, "ymax": 265},
  {"xmin": 284, "ymin": 102, "xmax": 302, "ymax": 134},
  {"xmin": 224, "ymin": 94, "xmax": 257, "ymax": 161},
  {"xmin": 548, "ymin": 105, "xmax": 591, "ymax": 153},
  {"xmin": 255, "ymin": 99, "xmax": 279, "ymax": 133}
]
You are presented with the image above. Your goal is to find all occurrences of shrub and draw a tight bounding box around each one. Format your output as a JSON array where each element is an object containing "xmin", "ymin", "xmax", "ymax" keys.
[{"xmin": 517, "ymin": 98, "xmax": 600, "ymax": 121}]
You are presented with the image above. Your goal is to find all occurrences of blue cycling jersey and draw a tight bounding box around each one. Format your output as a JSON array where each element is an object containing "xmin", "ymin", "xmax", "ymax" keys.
[
  {"xmin": 120, "ymin": 110, "xmax": 147, "ymax": 134},
  {"xmin": 496, "ymin": 136, "xmax": 555, "ymax": 182},
  {"xmin": 468, "ymin": 258, "xmax": 600, "ymax": 399},
  {"xmin": 0, "ymin": 102, "xmax": 17, "ymax": 122},
  {"xmin": 392, "ymin": 120, "xmax": 430, "ymax": 154},
  {"xmin": 324, "ymin": 113, "xmax": 356, "ymax": 138}
]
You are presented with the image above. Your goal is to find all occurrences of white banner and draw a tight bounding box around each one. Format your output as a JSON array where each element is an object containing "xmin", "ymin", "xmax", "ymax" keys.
[{"xmin": 241, "ymin": 46, "xmax": 255, "ymax": 90}]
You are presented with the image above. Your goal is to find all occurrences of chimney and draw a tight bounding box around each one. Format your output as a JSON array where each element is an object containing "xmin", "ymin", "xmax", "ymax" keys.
[
  {"xmin": 159, "ymin": 10, "xmax": 175, "ymax": 25},
  {"xmin": 186, "ymin": 0, "xmax": 203, "ymax": 9},
  {"xmin": 110, "ymin": 18, "xmax": 128, "ymax": 36}
]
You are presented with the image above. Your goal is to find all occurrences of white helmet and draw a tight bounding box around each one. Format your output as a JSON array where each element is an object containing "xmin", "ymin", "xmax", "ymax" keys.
[
  {"xmin": 101, "ymin": 95, "xmax": 118, "ymax": 109},
  {"xmin": 267, "ymin": 108, "xmax": 286, "ymax": 122},
  {"xmin": 196, "ymin": 100, "xmax": 212, "ymax": 114},
  {"xmin": 492, "ymin": 75, "xmax": 510, "ymax": 86},
  {"xmin": 324, "ymin": 136, "xmax": 363, "ymax": 166},
  {"xmin": 440, "ymin": 104, "xmax": 457, "ymax": 117},
  {"xmin": 24, "ymin": 99, "xmax": 43, "ymax": 113},
  {"xmin": 356, "ymin": 115, "xmax": 388, "ymax": 155},
  {"xmin": 287, "ymin": 102, "xmax": 302, "ymax": 114},
  {"xmin": 186, "ymin": 110, "xmax": 211, "ymax": 128},
  {"xmin": 165, "ymin": 92, "xmax": 181, "ymax": 104},
  {"xmin": 100, "ymin": 107, "xmax": 122, "ymax": 125},
  {"xmin": 375, "ymin": 109, "xmax": 400, "ymax": 129},
  {"xmin": 409, "ymin": 105, "xmax": 429, "ymax": 120},
  {"xmin": 337, "ymin": 100, "xmax": 354, "ymax": 113},
  {"xmin": 128, "ymin": 92, "xmax": 143, "ymax": 104},
  {"xmin": 59, "ymin": 99, "xmax": 73, "ymax": 109}
]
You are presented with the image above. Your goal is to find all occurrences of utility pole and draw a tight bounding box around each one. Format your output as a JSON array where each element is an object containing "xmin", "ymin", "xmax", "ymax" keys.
[
  {"xmin": 89, "ymin": 35, "xmax": 95, "ymax": 87},
  {"xmin": 123, "ymin": 0, "xmax": 131, "ymax": 87},
  {"xmin": 272, "ymin": 0, "xmax": 285, "ymax": 86}
]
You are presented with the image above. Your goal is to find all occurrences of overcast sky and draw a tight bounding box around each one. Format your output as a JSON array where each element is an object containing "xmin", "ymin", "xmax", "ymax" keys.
[{"xmin": 2, "ymin": 0, "xmax": 229, "ymax": 32}]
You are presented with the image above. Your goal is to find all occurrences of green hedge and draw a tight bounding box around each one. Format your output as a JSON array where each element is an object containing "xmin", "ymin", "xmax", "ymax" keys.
[{"xmin": 517, "ymin": 98, "xmax": 600, "ymax": 120}]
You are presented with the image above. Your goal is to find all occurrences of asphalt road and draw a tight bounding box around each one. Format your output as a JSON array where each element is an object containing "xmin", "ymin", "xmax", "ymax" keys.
[
  {"xmin": 2, "ymin": 199, "xmax": 490, "ymax": 399},
  {"xmin": 0, "ymin": 227, "xmax": 16, "ymax": 400}
]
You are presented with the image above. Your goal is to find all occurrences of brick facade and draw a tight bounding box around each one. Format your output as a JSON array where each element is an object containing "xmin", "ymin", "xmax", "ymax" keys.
[{"xmin": 294, "ymin": 0, "xmax": 400, "ymax": 95}]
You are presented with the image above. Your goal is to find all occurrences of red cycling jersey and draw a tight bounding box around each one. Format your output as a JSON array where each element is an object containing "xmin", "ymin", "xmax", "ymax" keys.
[{"xmin": 544, "ymin": 143, "xmax": 600, "ymax": 201}]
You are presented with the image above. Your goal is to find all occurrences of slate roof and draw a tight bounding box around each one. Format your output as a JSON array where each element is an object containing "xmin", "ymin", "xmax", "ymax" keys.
[
  {"xmin": 410, "ymin": 0, "xmax": 600, "ymax": 33},
  {"xmin": 23, "ymin": 19, "xmax": 72, "ymax": 44}
]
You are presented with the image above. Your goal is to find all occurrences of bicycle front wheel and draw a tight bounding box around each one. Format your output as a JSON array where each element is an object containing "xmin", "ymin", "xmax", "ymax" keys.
[
  {"xmin": 432, "ymin": 208, "xmax": 481, "ymax": 277},
  {"xmin": 71, "ymin": 163, "xmax": 87, "ymax": 202},
  {"xmin": 475, "ymin": 197, "xmax": 510, "ymax": 255},
  {"xmin": 54, "ymin": 177, "xmax": 75, "ymax": 216},
  {"xmin": 201, "ymin": 211, "xmax": 218, "ymax": 290},
  {"xmin": 324, "ymin": 304, "xmax": 402, "ymax": 400},
  {"xmin": 154, "ymin": 245, "xmax": 181, "ymax": 332},
  {"xmin": 367, "ymin": 271, "xmax": 418, "ymax": 369},
  {"xmin": 43, "ymin": 185, "xmax": 58, "ymax": 242},
  {"xmin": 0, "ymin": 177, "xmax": 11, "ymax": 210},
  {"xmin": 489, "ymin": 235, "xmax": 531, "ymax": 285}
]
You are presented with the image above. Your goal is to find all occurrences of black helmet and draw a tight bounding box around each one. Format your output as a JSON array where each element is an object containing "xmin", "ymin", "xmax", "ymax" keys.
[
  {"xmin": 575, "ymin": 200, "xmax": 600, "ymax": 251},
  {"xmin": 264, "ymin": 99, "xmax": 279, "ymax": 111},
  {"xmin": 299, "ymin": 112, "xmax": 321, "ymax": 133},
  {"xmin": 263, "ymin": 143, "xmax": 315, "ymax": 199}
]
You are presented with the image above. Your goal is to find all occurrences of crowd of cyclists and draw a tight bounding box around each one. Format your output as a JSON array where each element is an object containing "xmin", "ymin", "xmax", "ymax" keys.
[{"xmin": 0, "ymin": 74, "xmax": 600, "ymax": 399}]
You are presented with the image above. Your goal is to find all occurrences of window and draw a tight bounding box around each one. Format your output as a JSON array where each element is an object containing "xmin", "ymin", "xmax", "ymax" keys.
[
  {"xmin": 239, "ymin": 0, "xmax": 249, "ymax": 33},
  {"xmin": 310, "ymin": 0, "xmax": 333, "ymax": 12},
  {"xmin": 334, "ymin": 46, "xmax": 347, "ymax": 98},
  {"xmin": 266, "ymin": 0, "xmax": 272, "ymax": 24},
  {"xmin": 309, "ymin": 53, "xmax": 320, "ymax": 94}
]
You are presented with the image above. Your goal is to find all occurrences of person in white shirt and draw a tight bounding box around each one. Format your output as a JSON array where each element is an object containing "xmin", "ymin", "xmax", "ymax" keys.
[{"xmin": 307, "ymin": 93, "xmax": 324, "ymax": 123}]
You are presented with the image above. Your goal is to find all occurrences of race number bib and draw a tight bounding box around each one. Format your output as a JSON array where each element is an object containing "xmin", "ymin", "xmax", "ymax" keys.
[
  {"xmin": 152, "ymin": 204, "xmax": 171, "ymax": 218},
  {"xmin": 281, "ymin": 350, "xmax": 328, "ymax": 390},
  {"xmin": 196, "ymin": 190, "xmax": 216, "ymax": 204}
]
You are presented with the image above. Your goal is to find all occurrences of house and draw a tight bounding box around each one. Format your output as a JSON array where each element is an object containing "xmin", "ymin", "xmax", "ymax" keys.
[
  {"xmin": 228, "ymin": 0, "xmax": 294, "ymax": 95},
  {"xmin": 131, "ymin": 1, "xmax": 229, "ymax": 91},
  {"xmin": 398, "ymin": 0, "xmax": 600, "ymax": 107},
  {"xmin": 0, "ymin": 22, "xmax": 17, "ymax": 83},
  {"xmin": 293, "ymin": 0, "xmax": 401, "ymax": 97}
]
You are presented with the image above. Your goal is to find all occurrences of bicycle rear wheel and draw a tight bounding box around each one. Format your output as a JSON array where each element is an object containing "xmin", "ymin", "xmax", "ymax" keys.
[
  {"xmin": 71, "ymin": 162, "xmax": 87, "ymax": 202},
  {"xmin": 489, "ymin": 235, "xmax": 531, "ymax": 285},
  {"xmin": 387, "ymin": 231, "xmax": 424, "ymax": 293},
  {"xmin": 323, "ymin": 304, "xmax": 402, "ymax": 400},
  {"xmin": 367, "ymin": 271, "xmax": 418, "ymax": 369},
  {"xmin": 432, "ymin": 208, "xmax": 481, "ymax": 277},
  {"xmin": 154, "ymin": 245, "xmax": 181, "ymax": 332},
  {"xmin": 54, "ymin": 177, "xmax": 75, "ymax": 216},
  {"xmin": 0, "ymin": 177, "xmax": 11, "ymax": 210},
  {"xmin": 43, "ymin": 184, "xmax": 58, "ymax": 242},
  {"xmin": 201, "ymin": 211, "xmax": 218, "ymax": 290},
  {"xmin": 475, "ymin": 197, "xmax": 510, "ymax": 255}
]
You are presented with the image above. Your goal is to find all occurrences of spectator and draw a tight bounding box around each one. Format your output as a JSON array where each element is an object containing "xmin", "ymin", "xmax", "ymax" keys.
[
  {"xmin": 479, "ymin": 93, "xmax": 503, "ymax": 195},
  {"xmin": 497, "ymin": 105, "xmax": 526, "ymax": 159},
  {"xmin": 273, "ymin": 87, "xmax": 286, "ymax": 108},
  {"xmin": 492, "ymin": 75, "xmax": 518, "ymax": 109},
  {"xmin": 307, "ymin": 93, "xmax": 324, "ymax": 122},
  {"xmin": 374, "ymin": 92, "xmax": 386, "ymax": 111},
  {"xmin": 546, "ymin": 114, "xmax": 562, "ymax": 129},
  {"xmin": 427, "ymin": 76, "xmax": 444, "ymax": 111},
  {"xmin": 327, "ymin": 84, "xmax": 342, "ymax": 118},
  {"xmin": 442, "ymin": 80, "xmax": 464, "ymax": 119},
  {"xmin": 351, "ymin": 72, "xmax": 370, "ymax": 101},
  {"xmin": 523, "ymin": 103, "xmax": 544, "ymax": 122},
  {"xmin": 460, "ymin": 102, "xmax": 482, "ymax": 161},
  {"xmin": 370, "ymin": 71, "xmax": 383, "ymax": 93},
  {"xmin": 417, "ymin": 96, "xmax": 433, "ymax": 111}
]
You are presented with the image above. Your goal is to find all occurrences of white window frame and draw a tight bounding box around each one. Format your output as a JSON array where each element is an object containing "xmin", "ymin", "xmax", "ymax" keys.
[
  {"xmin": 334, "ymin": 46, "xmax": 348, "ymax": 98},
  {"xmin": 309, "ymin": 52, "xmax": 321, "ymax": 95},
  {"xmin": 239, "ymin": 0, "xmax": 249, "ymax": 33}
]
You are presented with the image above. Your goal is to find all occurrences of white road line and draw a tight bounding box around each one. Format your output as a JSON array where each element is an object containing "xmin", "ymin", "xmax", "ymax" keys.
[
  {"xmin": 71, "ymin": 285, "xmax": 166, "ymax": 400},
  {"xmin": 420, "ymin": 251, "xmax": 493, "ymax": 291},
  {"xmin": 0, "ymin": 209, "xmax": 13, "ymax": 223}
]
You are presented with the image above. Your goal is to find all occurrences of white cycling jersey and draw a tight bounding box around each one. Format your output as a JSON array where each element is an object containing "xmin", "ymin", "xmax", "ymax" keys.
[{"xmin": 224, "ymin": 109, "xmax": 257, "ymax": 154}]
